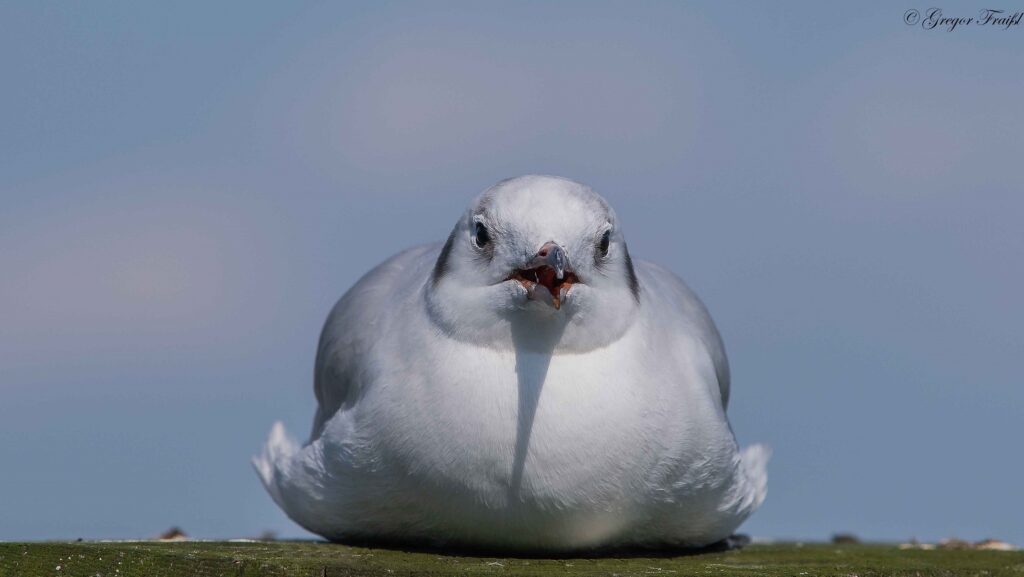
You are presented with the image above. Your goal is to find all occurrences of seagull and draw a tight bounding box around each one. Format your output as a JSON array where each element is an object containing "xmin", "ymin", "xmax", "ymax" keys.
[{"xmin": 254, "ymin": 175, "xmax": 768, "ymax": 552}]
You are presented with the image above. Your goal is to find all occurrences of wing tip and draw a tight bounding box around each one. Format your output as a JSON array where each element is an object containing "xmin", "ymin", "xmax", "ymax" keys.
[
  {"xmin": 739, "ymin": 443, "xmax": 771, "ymax": 511},
  {"xmin": 252, "ymin": 421, "xmax": 299, "ymax": 505}
]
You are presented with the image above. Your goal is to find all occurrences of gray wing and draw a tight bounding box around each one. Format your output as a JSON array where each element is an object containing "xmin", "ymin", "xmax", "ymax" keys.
[
  {"xmin": 635, "ymin": 260, "xmax": 731, "ymax": 410},
  {"xmin": 309, "ymin": 243, "xmax": 442, "ymax": 442}
]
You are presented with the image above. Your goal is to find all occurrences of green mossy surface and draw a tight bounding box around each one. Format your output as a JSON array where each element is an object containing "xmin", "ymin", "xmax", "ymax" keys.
[{"xmin": 2, "ymin": 541, "xmax": 1022, "ymax": 577}]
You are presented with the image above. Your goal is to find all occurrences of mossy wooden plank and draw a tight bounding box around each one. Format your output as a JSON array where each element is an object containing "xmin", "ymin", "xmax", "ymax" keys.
[{"xmin": 2, "ymin": 542, "xmax": 1022, "ymax": 577}]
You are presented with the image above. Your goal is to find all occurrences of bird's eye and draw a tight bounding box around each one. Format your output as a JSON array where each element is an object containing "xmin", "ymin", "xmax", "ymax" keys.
[
  {"xmin": 473, "ymin": 222, "xmax": 491, "ymax": 248},
  {"xmin": 598, "ymin": 230, "xmax": 611, "ymax": 257}
]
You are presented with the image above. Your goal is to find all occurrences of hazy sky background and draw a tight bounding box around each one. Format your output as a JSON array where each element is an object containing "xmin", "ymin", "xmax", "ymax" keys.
[{"xmin": 2, "ymin": 2, "xmax": 1021, "ymax": 544}]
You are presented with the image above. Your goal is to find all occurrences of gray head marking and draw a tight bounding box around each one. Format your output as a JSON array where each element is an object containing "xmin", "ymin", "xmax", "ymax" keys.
[
  {"xmin": 621, "ymin": 243, "xmax": 641, "ymax": 302},
  {"xmin": 431, "ymin": 227, "xmax": 458, "ymax": 286}
]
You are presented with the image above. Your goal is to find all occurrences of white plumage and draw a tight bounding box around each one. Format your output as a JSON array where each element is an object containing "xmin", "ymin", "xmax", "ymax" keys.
[{"xmin": 254, "ymin": 175, "xmax": 768, "ymax": 551}]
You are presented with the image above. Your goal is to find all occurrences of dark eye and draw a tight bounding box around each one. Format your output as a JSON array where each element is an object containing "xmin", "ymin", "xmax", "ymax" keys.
[
  {"xmin": 473, "ymin": 221, "xmax": 491, "ymax": 248},
  {"xmin": 598, "ymin": 230, "xmax": 611, "ymax": 257}
]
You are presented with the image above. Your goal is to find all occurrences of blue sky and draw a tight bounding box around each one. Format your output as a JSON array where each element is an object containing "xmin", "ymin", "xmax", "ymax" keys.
[{"xmin": 1, "ymin": 2, "xmax": 1022, "ymax": 543}]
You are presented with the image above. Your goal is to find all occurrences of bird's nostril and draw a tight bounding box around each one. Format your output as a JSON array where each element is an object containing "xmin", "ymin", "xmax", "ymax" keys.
[{"xmin": 537, "ymin": 247, "xmax": 549, "ymax": 257}]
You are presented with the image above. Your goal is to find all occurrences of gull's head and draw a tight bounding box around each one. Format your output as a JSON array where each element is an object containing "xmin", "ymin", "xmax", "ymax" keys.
[{"xmin": 426, "ymin": 175, "xmax": 640, "ymax": 352}]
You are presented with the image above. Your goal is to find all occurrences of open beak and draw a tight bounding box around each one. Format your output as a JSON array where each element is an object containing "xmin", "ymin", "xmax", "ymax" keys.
[{"xmin": 507, "ymin": 241, "xmax": 579, "ymax": 309}]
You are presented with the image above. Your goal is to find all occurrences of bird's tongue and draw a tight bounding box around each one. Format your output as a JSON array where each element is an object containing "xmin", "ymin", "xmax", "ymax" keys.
[{"xmin": 535, "ymin": 267, "xmax": 559, "ymax": 294}]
